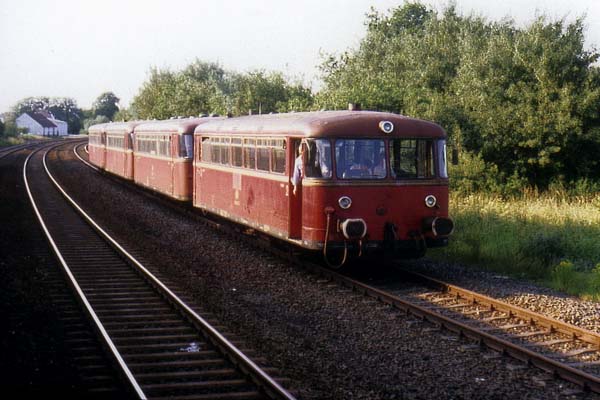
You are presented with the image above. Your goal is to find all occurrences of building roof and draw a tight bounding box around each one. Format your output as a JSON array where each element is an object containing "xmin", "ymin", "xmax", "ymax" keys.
[{"xmin": 25, "ymin": 112, "xmax": 57, "ymax": 128}]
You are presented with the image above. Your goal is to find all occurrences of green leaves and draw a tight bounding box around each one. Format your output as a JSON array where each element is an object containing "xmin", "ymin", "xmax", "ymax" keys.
[
  {"xmin": 131, "ymin": 60, "xmax": 314, "ymax": 119},
  {"xmin": 317, "ymin": 3, "xmax": 600, "ymax": 189}
]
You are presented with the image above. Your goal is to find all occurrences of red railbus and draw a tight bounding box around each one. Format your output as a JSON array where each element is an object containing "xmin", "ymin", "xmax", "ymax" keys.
[
  {"xmin": 132, "ymin": 118, "xmax": 212, "ymax": 201},
  {"xmin": 104, "ymin": 121, "xmax": 145, "ymax": 180},
  {"xmin": 193, "ymin": 111, "xmax": 453, "ymax": 266}
]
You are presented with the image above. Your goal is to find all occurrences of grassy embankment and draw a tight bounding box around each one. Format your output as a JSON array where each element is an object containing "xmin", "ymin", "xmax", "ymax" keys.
[
  {"xmin": 430, "ymin": 191, "xmax": 600, "ymax": 300},
  {"xmin": 0, "ymin": 134, "xmax": 51, "ymax": 147}
]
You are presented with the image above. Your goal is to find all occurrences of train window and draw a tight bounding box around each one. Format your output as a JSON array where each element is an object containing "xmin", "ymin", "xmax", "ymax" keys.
[
  {"xmin": 231, "ymin": 138, "xmax": 243, "ymax": 167},
  {"xmin": 179, "ymin": 134, "xmax": 193, "ymax": 158},
  {"xmin": 256, "ymin": 139, "xmax": 270, "ymax": 171},
  {"xmin": 243, "ymin": 138, "xmax": 256, "ymax": 169},
  {"xmin": 201, "ymin": 137, "xmax": 211, "ymax": 162},
  {"xmin": 107, "ymin": 135, "xmax": 124, "ymax": 149},
  {"xmin": 305, "ymin": 139, "xmax": 332, "ymax": 179},
  {"xmin": 209, "ymin": 137, "xmax": 220, "ymax": 162},
  {"xmin": 219, "ymin": 137, "xmax": 230, "ymax": 166},
  {"xmin": 437, "ymin": 140, "xmax": 448, "ymax": 178},
  {"xmin": 158, "ymin": 136, "xmax": 170, "ymax": 157},
  {"xmin": 389, "ymin": 139, "xmax": 435, "ymax": 179},
  {"xmin": 335, "ymin": 139, "xmax": 386, "ymax": 179},
  {"xmin": 137, "ymin": 136, "xmax": 156, "ymax": 154},
  {"xmin": 271, "ymin": 139, "xmax": 286, "ymax": 174}
]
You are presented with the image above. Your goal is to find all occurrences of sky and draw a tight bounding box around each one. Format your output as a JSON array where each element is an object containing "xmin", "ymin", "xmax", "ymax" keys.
[{"xmin": 1, "ymin": 0, "xmax": 599, "ymax": 113}]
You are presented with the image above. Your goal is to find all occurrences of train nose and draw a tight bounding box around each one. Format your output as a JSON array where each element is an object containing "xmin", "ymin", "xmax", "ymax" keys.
[
  {"xmin": 422, "ymin": 216, "xmax": 454, "ymax": 237},
  {"xmin": 340, "ymin": 218, "xmax": 367, "ymax": 240}
]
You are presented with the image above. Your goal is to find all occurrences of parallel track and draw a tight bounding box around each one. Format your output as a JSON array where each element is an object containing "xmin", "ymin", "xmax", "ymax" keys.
[
  {"xmin": 294, "ymin": 261, "xmax": 600, "ymax": 394},
  {"xmin": 70, "ymin": 140, "xmax": 600, "ymax": 394},
  {"xmin": 26, "ymin": 141, "xmax": 296, "ymax": 400}
]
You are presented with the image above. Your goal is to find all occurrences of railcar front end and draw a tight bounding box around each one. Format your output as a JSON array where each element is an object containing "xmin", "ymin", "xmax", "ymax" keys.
[{"xmin": 299, "ymin": 134, "xmax": 453, "ymax": 266}]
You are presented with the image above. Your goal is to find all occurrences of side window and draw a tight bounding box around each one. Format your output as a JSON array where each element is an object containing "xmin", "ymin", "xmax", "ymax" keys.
[
  {"xmin": 244, "ymin": 138, "xmax": 256, "ymax": 169},
  {"xmin": 158, "ymin": 135, "xmax": 170, "ymax": 157},
  {"xmin": 256, "ymin": 139, "xmax": 270, "ymax": 171},
  {"xmin": 232, "ymin": 138, "xmax": 243, "ymax": 167},
  {"xmin": 271, "ymin": 139, "xmax": 286, "ymax": 174},
  {"xmin": 219, "ymin": 137, "xmax": 230, "ymax": 165},
  {"xmin": 201, "ymin": 137, "xmax": 211, "ymax": 162}
]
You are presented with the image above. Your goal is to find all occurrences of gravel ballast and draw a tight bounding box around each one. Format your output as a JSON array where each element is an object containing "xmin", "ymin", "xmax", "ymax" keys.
[{"xmin": 45, "ymin": 143, "xmax": 600, "ymax": 399}]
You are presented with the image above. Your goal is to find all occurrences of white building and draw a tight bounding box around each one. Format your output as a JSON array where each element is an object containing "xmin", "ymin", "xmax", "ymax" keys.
[{"xmin": 16, "ymin": 111, "xmax": 68, "ymax": 136}]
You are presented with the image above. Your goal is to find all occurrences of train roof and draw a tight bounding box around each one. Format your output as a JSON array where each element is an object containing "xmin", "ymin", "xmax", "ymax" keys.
[
  {"xmin": 104, "ymin": 120, "xmax": 148, "ymax": 134},
  {"xmin": 134, "ymin": 117, "xmax": 222, "ymax": 135},
  {"xmin": 88, "ymin": 123, "xmax": 108, "ymax": 134},
  {"xmin": 193, "ymin": 111, "xmax": 446, "ymax": 138}
]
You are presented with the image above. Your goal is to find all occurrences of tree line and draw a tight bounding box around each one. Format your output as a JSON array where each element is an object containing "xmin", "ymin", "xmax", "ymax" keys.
[{"xmin": 4, "ymin": 2, "xmax": 600, "ymax": 193}]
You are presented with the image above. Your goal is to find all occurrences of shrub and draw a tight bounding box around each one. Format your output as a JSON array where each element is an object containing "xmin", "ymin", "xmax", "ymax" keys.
[{"xmin": 551, "ymin": 260, "xmax": 577, "ymax": 293}]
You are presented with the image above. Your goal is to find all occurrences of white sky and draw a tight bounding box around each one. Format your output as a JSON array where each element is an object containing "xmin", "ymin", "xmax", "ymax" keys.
[{"xmin": 1, "ymin": 0, "xmax": 599, "ymax": 112}]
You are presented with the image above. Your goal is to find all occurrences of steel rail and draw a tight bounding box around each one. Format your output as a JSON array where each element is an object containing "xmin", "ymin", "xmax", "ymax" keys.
[
  {"xmin": 23, "ymin": 143, "xmax": 147, "ymax": 399},
  {"xmin": 63, "ymin": 141, "xmax": 296, "ymax": 400},
  {"xmin": 401, "ymin": 269, "xmax": 600, "ymax": 348},
  {"xmin": 72, "ymin": 140, "xmax": 600, "ymax": 393},
  {"xmin": 307, "ymin": 264, "xmax": 600, "ymax": 393}
]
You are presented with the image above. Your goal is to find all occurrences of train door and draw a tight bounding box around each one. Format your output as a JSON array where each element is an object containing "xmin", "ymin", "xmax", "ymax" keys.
[{"xmin": 288, "ymin": 138, "xmax": 303, "ymax": 239}]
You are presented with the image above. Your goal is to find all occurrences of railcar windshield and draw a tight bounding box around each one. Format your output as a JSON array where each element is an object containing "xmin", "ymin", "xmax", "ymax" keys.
[
  {"xmin": 305, "ymin": 139, "xmax": 332, "ymax": 179},
  {"xmin": 335, "ymin": 139, "xmax": 386, "ymax": 179},
  {"xmin": 389, "ymin": 139, "xmax": 435, "ymax": 179}
]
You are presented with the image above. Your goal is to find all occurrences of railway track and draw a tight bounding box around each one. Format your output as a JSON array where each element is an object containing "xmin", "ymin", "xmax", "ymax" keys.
[
  {"xmin": 26, "ymin": 141, "xmax": 296, "ymax": 399},
  {"xmin": 284, "ymin": 258, "xmax": 600, "ymax": 393},
  {"xmin": 68, "ymin": 140, "xmax": 600, "ymax": 394},
  {"xmin": 0, "ymin": 140, "xmax": 45, "ymax": 160}
]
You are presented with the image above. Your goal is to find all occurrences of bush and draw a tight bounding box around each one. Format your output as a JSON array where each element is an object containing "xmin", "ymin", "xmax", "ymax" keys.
[{"xmin": 550, "ymin": 260, "xmax": 577, "ymax": 293}]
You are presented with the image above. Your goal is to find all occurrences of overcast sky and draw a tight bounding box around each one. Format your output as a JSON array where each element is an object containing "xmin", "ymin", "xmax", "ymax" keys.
[{"xmin": 1, "ymin": 0, "xmax": 599, "ymax": 113}]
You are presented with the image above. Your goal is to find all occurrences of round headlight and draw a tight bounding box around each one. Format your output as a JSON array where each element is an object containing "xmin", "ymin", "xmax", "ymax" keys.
[
  {"xmin": 338, "ymin": 196, "xmax": 352, "ymax": 209},
  {"xmin": 425, "ymin": 195, "xmax": 437, "ymax": 208},
  {"xmin": 379, "ymin": 120, "xmax": 394, "ymax": 134}
]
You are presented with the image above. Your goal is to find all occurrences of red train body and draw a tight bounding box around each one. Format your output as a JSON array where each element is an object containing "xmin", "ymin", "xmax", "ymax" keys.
[
  {"xmin": 88, "ymin": 123, "xmax": 107, "ymax": 169},
  {"xmin": 89, "ymin": 110, "xmax": 453, "ymax": 266},
  {"xmin": 104, "ymin": 121, "xmax": 144, "ymax": 180},
  {"xmin": 132, "ymin": 118, "xmax": 205, "ymax": 200}
]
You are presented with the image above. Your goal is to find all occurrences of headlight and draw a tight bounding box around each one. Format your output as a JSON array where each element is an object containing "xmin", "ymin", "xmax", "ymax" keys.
[
  {"xmin": 425, "ymin": 195, "xmax": 437, "ymax": 208},
  {"xmin": 379, "ymin": 120, "xmax": 394, "ymax": 134},
  {"xmin": 338, "ymin": 196, "xmax": 352, "ymax": 209}
]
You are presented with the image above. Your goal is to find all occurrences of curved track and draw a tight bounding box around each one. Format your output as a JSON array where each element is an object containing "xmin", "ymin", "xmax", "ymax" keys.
[
  {"xmin": 70, "ymin": 139, "xmax": 600, "ymax": 394},
  {"xmin": 25, "ymin": 141, "xmax": 296, "ymax": 400}
]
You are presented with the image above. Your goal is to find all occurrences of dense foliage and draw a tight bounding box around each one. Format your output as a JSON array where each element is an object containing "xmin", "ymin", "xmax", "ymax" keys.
[
  {"xmin": 130, "ymin": 60, "xmax": 314, "ymax": 119},
  {"xmin": 92, "ymin": 92, "xmax": 120, "ymax": 120},
  {"xmin": 317, "ymin": 3, "xmax": 600, "ymax": 191}
]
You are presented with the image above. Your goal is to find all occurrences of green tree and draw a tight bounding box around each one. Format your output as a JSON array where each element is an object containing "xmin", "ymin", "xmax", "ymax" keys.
[
  {"xmin": 131, "ymin": 59, "xmax": 313, "ymax": 119},
  {"xmin": 317, "ymin": 2, "xmax": 600, "ymax": 189},
  {"xmin": 93, "ymin": 92, "xmax": 120, "ymax": 120}
]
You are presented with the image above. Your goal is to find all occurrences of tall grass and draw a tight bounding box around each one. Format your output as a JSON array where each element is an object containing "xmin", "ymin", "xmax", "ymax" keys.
[
  {"xmin": 0, "ymin": 134, "xmax": 50, "ymax": 147},
  {"xmin": 431, "ymin": 191, "xmax": 600, "ymax": 299}
]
